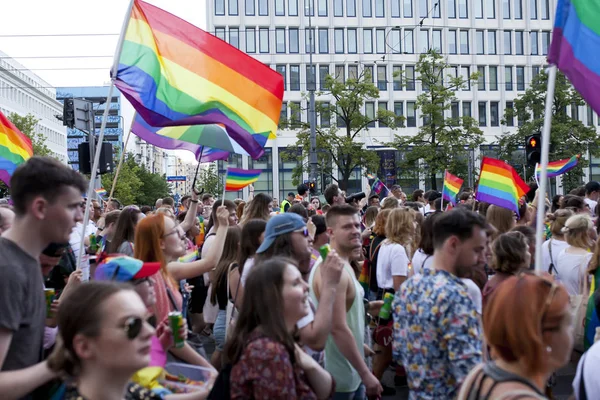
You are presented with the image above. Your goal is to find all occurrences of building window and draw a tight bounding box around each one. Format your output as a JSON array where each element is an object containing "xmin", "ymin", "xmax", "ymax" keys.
[
  {"xmin": 348, "ymin": 65, "xmax": 358, "ymax": 80},
  {"xmin": 335, "ymin": 29, "xmax": 344, "ymax": 53},
  {"xmin": 275, "ymin": 28, "xmax": 286, "ymax": 53},
  {"xmin": 505, "ymin": 66, "xmax": 513, "ymax": 90},
  {"xmin": 347, "ymin": 0, "xmax": 356, "ymax": 16},
  {"xmin": 290, "ymin": 65, "xmax": 300, "ymax": 90},
  {"xmin": 305, "ymin": 0, "xmax": 314, "ymax": 15},
  {"xmin": 229, "ymin": 28, "xmax": 239, "ymax": 49},
  {"xmin": 335, "ymin": 65, "xmax": 345, "ymax": 82},
  {"xmin": 318, "ymin": 102, "xmax": 331, "ymax": 127},
  {"xmin": 486, "ymin": 0, "xmax": 495, "ymax": 17},
  {"xmin": 479, "ymin": 102, "xmax": 487, "ymax": 126},
  {"xmin": 229, "ymin": 0, "xmax": 239, "ymax": 15},
  {"xmin": 276, "ymin": 65, "xmax": 287, "ymax": 90},
  {"xmin": 393, "ymin": 65, "xmax": 402, "ymax": 90},
  {"xmin": 461, "ymin": 66, "xmax": 470, "ymax": 90},
  {"xmin": 289, "ymin": 0, "xmax": 298, "ymax": 15},
  {"xmin": 475, "ymin": 0, "xmax": 483, "ymax": 18},
  {"xmin": 246, "ymin": 0, "xmax": 255, "ymax": 15},
  {"xmin": 516, "ymin": 66, "xmax": 525, "ymax": 90},
  {"xmin": 348, "ymin": 29, "xmax": 357, "ymax": 53},
  {"xmin": 449, "ymin": 30, "xmax": 458, "ymax": 54},
  {"xmin": 259, "ymin": 28, "xmax": 269, "ymax": 53},
  {"xmin": 246, "ymin": 28, "xmax": 256, "ymax": 52},
  {"xmin": 376, "ymin": 29, "xmax": 386, "ymax": 53},
  {"xmin": 319, "ymin": 0, "xmax": 328, "ymax": 15},
  {"xmin": 306, "ymin": 28, "xmax": 316, "ymax": 53},
  {"xmin": 506, "ymin": 101, "xmax": 514, "ymax": 126},
  {"xmin": 460, "ymin": 30, "xmax": 469, "ymax": 54},
  {"xmin": 419, "ymin": 0, "xmax": 428, "ymax": 17},
  {"xmin": 258, "ymin": 0, "xmax": 268, "ymax": 15},
  {"xmin": 404, "ymin": 0, "xmax": 413, "ymax": 17},
  {"xmin": 405, "ymin": 29, "xmax": 414, "ymax": 53},
  {"xmin": 488, "ymin": 30, "xmax": 496, "ymax": 54},
  {"xmin": 319, "ymin": 65, "xmax": 329, "ymax": 89},
  {"xmin": 389, "ymin": 28, "xmax": 401, "ymax": 53},
  {"xmin": 451, "ymin": 102, "xmax": 459, "ymax": 119},
  {"xmin": 394, "ymin": 102, "xmax": 404, "ymax": 123},
  {"xmin": 406, "ymin": 66, "xmax": 415, "ymax": 90},
  {"xmin": 377, "ymin": 65, "xmax": 387, "ymax": 90},
  {"xmin": 334, "ymin": 0, "xmax": 344, "ymax": 15},
  {"xmin": 291, "ymin": 102, "xmax": 301, "ymax": 127},
  {"xmin": 530, "ymin": 31, "xmax": 538, "ymax": 55},
  {"xmin": 587, "ymin": 105, "xmax": 594, "ymax": 127},
  {"xmin": 476, "ymin": 30, "xmax": 484, "ymax": 54},
  {"xmin": 541, "ymin": 0, "xmax": 549, "ymax": 19},
  {"xmin": 319, "ymin": 28, "xmax": 329, "ymax": 53},
  {"xmin": 514, "ymin": 0, "xmax": 522, "ymax": 18},
  {"xmin": 542, "ymin": 31, "xmax": 550, "ymax": 55},
  {"xmin": 363, "ymin": 0, "xmax": 372, "ymax": 16},
  {"xmin": 503, "ymin": 0, "xmax": 510, "ymax": 18},
  {"xmin": 432, "ymin": 29, "xmax": 442, "ymax": 52},
  {"xmin": 307, "ymin": 65, "xmax": 316, "ymax": 90},
  {"xmin": 275, "ymin": 0, "xmax": 285, "ymax": 15},
  {"xmin": 366, "ymin": 102, "xmax": 376, "ymax": 127},
  {"xmin": 419, "ymin": 29, "xmax": 429, "ymax": 52},
  {"xmin": 289, "ymin": 28, "xmax": 299, "ymax": 53},
  {"xmin": 378, "ymin": 102, "xmax": 388, "ymax": 127},
  {"xmin": 478, "ymin": 66, "xmax": 486, "ymax": 90},
  {"xmin": 363, "ymin": 29, "xmax": 373, "ymax": 53},
  {"xmin": 504, "ymin": 30, "xmax": 512, "ymax": 55},
  {"xmin": 490, "ymin": 66, "xmax": 498, "ymax": 90},
  {"xmin": 375, "ymin": 0, "xmax": 385, "ymax": 16},
  {"xmin": 532, "ymin": 65, "xmax": 540, "ymax": 81},
  {"xmin": 530, "ymin": 0, "xmax": 537, "ymax": 19},
  {"xmin": 407, "ymin": 102, "xmax": 416, "ymax": 127},
  {"xmin": 490, "ymin": 102, "xmax": 499, "ymax": 126},
  {"xmin": 515, "ymin": 31, "xmax": 524, "ymax": 55},
  {"xmin": 365, "ymin": 65, "xmax": 374, "ymax": 83},
  {"xmin": 215, "ymin": 0, "xmax": 225, "ymax": 15},
  {"xmin": 392, "ymin": 0, "xmax": 401, "ymax": 16},
  {"xmin": 463, "ymin": 101, "xmax": 471, "ymax": 117},
  {"xmin": 448, "ymin": 0, "xmax": 456, "ymax": 17},
  {"xmin": 215, "ymin": 27, "xmax": 226, "ymax": 41}
]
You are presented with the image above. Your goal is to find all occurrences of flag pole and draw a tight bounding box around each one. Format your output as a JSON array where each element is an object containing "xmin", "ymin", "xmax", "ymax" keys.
[
  {"xmin": 76, "ymin": 0, "xmax": 135, "ymax": 278},
  {"xmin": 191, "ymin": 146, "xmax": 205, "ymax": 193},
  {"xmin": 108, "ymin": 112, "xmax": 136, "ymax": 203},
  {"xmin": 534, "ymin": 65, "xmax": 557, "ymax": 272},
  {"xmin": 222, "ymin": 166, "xmax": 228, "ymax": 206}
]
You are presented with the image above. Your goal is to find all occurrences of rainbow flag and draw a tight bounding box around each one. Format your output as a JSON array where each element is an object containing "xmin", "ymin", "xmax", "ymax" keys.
[
  {"xmin": 371, "ymin": 179, "xmax": 389, "ymax": 197},
  {"xmin": 0, "ymin": 111, "xmax": 33, "ymax": 186},
  {"xmin": 549, "ymin": 0, "xmax": 600, "ymax": 114},
  {"xmin": 535, "ymin": 155, "xmax": 580, "ymax": 179},
  {"xmin": 95, "ymin": 188, "xmax": 107, "ymax": 198},
  {"xmin": 475, "ymin": 157, "xmax": 530, "ymax": 216},
  {"xmin": 366, "ymin": 173, "xmax": 376, "ymax": 180},
  {"xmin": 114, "ymin": 0, "xmax": 284, "ymax": 160},
  {"xmin": 178, "ymin": 249, "xmax": 199, "ymax": 263},
  {"xmin": 442, "ymin": 171, "xmax": 463, "ymax": 205},
  {"xmin": 225, "ymin": 167, "xmax": 261, "ymax": 191}
]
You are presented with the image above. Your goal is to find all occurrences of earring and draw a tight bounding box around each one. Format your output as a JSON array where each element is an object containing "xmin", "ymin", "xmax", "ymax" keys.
[{"xmin": 546, "ymin": 346, "xmax": 552, "ymax": 353}]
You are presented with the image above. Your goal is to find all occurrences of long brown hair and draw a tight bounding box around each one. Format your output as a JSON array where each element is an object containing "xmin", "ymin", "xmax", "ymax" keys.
[
  {"xmin": 240, "ymin": 193, "xmax": 272, "ymax": 225},
  {"xmin": 224, "ymin": 257, "xmax": 297, "ymax": 365},
  {"xmin": 134, "ymin": 214, "xmax": 175, "ymax": 287},
  {"xmin": 210, "ymin": 227, "xmax": 241, "ymax": 305},
  {"xmin": 108, "ymin": 207, "xmax": 141, "ymax": 253},
  {"xmin": 238, "ymin": 219, "xmax": 267, "ymax": 275}
]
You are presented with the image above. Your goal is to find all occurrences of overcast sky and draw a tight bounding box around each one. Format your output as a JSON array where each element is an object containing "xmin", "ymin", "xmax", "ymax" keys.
[{"xmin": 0, "ymin": 0, "xmax": 206, "ymax": 161}]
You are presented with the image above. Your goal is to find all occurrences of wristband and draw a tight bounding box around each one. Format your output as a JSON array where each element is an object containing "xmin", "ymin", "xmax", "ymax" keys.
[{"xmin": 190, "ymin": 199, "xmax": 199, "ymax": 203}]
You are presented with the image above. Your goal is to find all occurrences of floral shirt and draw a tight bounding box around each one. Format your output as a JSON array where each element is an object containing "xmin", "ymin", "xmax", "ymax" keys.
[{"xmin": 392, "ymin": 267, "xmax": 482, "ymax": 400}]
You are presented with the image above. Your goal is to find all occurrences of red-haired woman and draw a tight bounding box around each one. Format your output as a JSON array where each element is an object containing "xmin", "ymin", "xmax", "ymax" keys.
[{"xmin": 458, "ymin": 273, "xmax": 573, "ymax": 399}]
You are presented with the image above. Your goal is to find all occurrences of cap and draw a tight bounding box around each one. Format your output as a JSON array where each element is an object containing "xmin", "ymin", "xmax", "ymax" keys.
[
  {"xmin": 287, "ymin": 192, "xmax": 295, "ymax": 197},
  {"xmin": 256, "ymin": 213, "xmax": 306, "ymax": 254},
  {"xmin": 42, "ymin": 243, "xmax": 70, "ymax": 258},
  {"xmin": 94, "ymin": 255, "xmax": 160, "ymax": 282}
]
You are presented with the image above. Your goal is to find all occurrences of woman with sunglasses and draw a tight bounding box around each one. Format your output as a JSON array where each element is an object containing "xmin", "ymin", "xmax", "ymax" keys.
[
  {"xmin": 47, "ymin": 281, "xmax": 158, "ymax": 400},
  {"xmin": 458, "ymin": 273, "xmax": 572, "ymax": 399}
]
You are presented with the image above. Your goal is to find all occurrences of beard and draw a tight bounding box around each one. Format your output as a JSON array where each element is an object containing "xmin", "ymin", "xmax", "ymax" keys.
[{"xmin": 454, "ymin": 263, "xmax": 473, "ymax": 279}]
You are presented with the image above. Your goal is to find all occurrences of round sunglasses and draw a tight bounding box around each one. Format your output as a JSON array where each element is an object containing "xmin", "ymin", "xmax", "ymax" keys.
[{"xmin": 122, "ymin": 316, "xmax": 153, "ymax": 340}]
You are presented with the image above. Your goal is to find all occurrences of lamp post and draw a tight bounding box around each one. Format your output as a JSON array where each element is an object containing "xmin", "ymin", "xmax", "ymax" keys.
[{"xmin": 306, "ymin": 0, "xmax": 318, "ymax": 188}]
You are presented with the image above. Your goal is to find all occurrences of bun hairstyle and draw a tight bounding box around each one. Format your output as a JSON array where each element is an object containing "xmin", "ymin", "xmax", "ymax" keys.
[
  {"xmin": 47, "ymin": 282, "xmax": 130, "ymax": 378},
  {"xmin": 491, "ymin": 231, "xmax": 529, "ymax": 274},
  {"xmin": 562, "ymin": 213, "xmax": 594, "ymax": 250},
  {"xmin": 547, "ymin": 209, "xmax": 574, "ymax": 237}
]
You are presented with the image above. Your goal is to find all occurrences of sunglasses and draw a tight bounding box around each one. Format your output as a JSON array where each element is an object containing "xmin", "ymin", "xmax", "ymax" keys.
[
  {"xmin": 122, "ymin": 316, "xmax": 150, "ymax": 340},
  {"xmin": 294, "ymin": 227, "xmax": 309, "ymax": 237}
]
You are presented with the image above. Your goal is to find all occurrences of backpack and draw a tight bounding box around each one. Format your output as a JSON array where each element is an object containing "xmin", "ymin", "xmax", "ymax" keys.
[{"xmin": 207, "ymin": 363, "xmax": 232, "ymax": 400}]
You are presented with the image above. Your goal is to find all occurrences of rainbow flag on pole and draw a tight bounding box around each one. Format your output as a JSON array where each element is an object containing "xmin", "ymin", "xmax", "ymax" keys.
[
  {"xmin": 475, "ymin": 157, "xmax": 530, "ymax": 215},
  {"xmin": 114, "ymin": 0, "xmax": 284, "ymax": 160},
  {"xmin": 95, "ymin": 188, "xmax": 107, "ymax": 198},
  {"xmin": 442, "ymin": 171, "xmax": 463, "ymax": 205},
  {"xmin": 548, "ymin": 0, "xmax": 600, "ymax": 114},
  {"xmin": 225, "ymin": 167, "xmax": 261, "ymax": 191},
  {"xmin": 535, "ymin": 155, "xmax": 580, "ymax": 179},
  {"xmin": 0, "ymin": 111, "xmax": 33, "ymax": 186}
]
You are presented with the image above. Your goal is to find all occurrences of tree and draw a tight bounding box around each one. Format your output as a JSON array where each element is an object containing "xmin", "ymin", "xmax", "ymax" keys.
[
  {"xmin": 8, "ymin": 113, "xmax": 54, "ymax": 157},
  {"xmin": 389, "ymin": 50, "xmax": 484, "ymax": 190},
  {"xmin": 196, "ymin": 163, "xmax": 223, "ymax": 196},
  {"xmin": 135, "ymin": 167, "xmax": 171, "ymax": 206},
  {"xmin": 101, "ymin": 151, "xmax": 143, "ymax": 206},
  {"xmin": 497, "ymin": 70, "xmax": 600, "ymax": 191},
  {"xmin": 281, "ymin": 68, "xmax": 397, "ymax": 191}
]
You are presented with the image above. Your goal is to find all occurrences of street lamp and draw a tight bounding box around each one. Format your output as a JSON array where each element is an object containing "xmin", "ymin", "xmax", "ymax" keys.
[{"xmin": 306, "ymin": 0, "xmax": 318, "ymax": 187}]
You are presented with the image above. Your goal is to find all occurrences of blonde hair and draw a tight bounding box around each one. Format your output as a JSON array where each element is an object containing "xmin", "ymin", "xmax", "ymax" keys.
[
  {"xmin": 381, "ymin": 196, "xmax": 399, "ymax": 210},
  {"xmin": 486, "ymin": 205, "xmax": 515, "ymax": 234},
  {"xmin": 563, "ymin": 214, "xmax": 594, "ymax": 250},
  {"xmin": 385, "ymin": 207, "xmax": 416, "ymax": 258},
  {"xmin": 547, "ymin": 209, "xmax": 574, "ymax": 238}
]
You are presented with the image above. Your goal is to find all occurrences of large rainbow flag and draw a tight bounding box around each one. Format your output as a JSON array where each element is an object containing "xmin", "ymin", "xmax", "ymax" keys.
[
  {"xmin": 114, "ymin": 0, "xmax": 284, "ymax": 160},
  {"xmin": 475, "ymin": 157, "xmax": 530, "ymax": 215},
  {"xmin": 535, "ymin": 155, "xmax": 579, "ymax": 179},
  {"xmin": 442, "ymin": 171, "xmax": 463, "ymax": 205},
  {"xmin": 0, "ymin": 111, "xmax": 33, "ymax": 186},
  {"xmin": 548, "ymin": 0, "xmax": 600, "ymax": 114}
]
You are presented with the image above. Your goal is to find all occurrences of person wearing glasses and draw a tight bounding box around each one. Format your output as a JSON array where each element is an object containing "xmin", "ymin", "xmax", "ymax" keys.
[{"xmin": 458, "ymin": 273, "xmax": 572, "ymax": 399}]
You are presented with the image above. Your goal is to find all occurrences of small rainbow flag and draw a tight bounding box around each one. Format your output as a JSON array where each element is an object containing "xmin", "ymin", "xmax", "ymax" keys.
[
  {"xmin": 225, "ymin": 167, "xmax": 261, "ymax": 191},
  {"xmin": 366, "ymin": 173, "xmax": 376, "ymax": 180},
  {"xmin": 535, "ymin": 155, "xmax": 580, "ymax": 179},
  {"xmin": 178, "ymin": 249, "xmax": 199, "ymax": 263},
  {"xmin": 442, "ymin": 171, "xmax": 463, "ymax": 205},
  {"xmin": 0, "ymin": 111, "xmax": 33, "ymax": 186},
  {"xmin": 114, "ymin": 0, "xmax": 284, "ymax": 160},
  {"xmin": 475, "ymin": 157, "xmax": 530, "ymax": 216},
  {"xmin": 95, "ymin": 188, "xmax": 107, "ymax": 197}
]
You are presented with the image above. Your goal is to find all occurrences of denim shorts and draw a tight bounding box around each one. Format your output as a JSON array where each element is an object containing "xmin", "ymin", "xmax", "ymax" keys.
[{"xmin": 212, "ymin": 309, "xmax": 227, "ymax": 351}]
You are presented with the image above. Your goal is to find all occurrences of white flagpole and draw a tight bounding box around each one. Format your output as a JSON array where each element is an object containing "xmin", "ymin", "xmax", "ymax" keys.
[
  {"xmin": 222, "ymin": 167, "xmax": 228, "ymax": 206},
  {"xmin": 534, "ymin": 65, "xmax": 557, "ymax": 272},
  {"xmin": 76, "ymin": 0, "xmax": 135, "ymax": 277},
  {"xmin": 534, "ymin": 163, "xmax": 540, "ymax": 188}
]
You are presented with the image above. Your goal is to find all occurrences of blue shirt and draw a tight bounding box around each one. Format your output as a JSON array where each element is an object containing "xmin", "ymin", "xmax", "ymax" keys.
[{"xmin": 393, "ymin": 267, "xmax": 482, "ymax": 400}]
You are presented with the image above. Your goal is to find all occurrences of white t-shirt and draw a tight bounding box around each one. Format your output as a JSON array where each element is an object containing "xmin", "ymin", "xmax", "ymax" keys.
[
  {"xmin": 69, "ymin": 221, "xmax": 96, "ymax": 280},
  {"xmin": 461, "ymin": 278, "xmax": 482, "ymax": 315},
  {"xmin": 411, "ymin": 249, "xmax": 433, "ymax": 275},
  {"xmin": 202, "ymin": 227, "xmax": 217, "ymax": 285},
  {"xmin": 585, "ymin": 198, "xmax": 598, "ymax": 217},
  {"xmin": 573, "ymin": 340, "xmax": 600, "ymax": 399},
  {"xmin": 240, "ymin": 258, "xmax": 255, "ymax": 286},
  {"xmin": 376, "ymin": 241, "xmax": 409, "ymax": 290},
  {"xmin": 541, "ymin": 238, "xmax": 569, "ymax": 274},
  {"xmin": 554, "ymin": 249, "xmax": 592, "ymax": 295}
]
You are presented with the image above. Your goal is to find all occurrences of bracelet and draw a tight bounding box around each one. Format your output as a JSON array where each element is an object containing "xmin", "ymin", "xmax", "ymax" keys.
[{"xmin": 190, "ymin": 199, "xmax": 198, "ymax": 203}]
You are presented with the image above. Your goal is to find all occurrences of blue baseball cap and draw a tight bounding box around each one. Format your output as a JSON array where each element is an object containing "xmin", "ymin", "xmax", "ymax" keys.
[
  {"xmin": 256, "ymin": 213, "xmax": 307, "ymax": 254},
  {"xmin": 94, "ymin": 255, "xmax": 160, "ymax": 282}
]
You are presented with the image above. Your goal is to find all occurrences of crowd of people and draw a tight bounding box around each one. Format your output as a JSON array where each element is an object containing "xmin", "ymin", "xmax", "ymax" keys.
[{"xmin": 2, "ymin": 156, "xmax": 600, "ymax": 399}]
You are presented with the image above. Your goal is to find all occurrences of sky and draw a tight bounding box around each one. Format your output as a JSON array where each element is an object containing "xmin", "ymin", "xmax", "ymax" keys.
[{"xmin": 0, "ymin": 0, "xmax": 206, "ymax": 161}]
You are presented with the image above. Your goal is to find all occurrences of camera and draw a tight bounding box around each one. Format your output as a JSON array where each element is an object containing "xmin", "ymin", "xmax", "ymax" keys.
[{"xmin": 345, "ymin": 192, "xmax": 366, "ymax": 204}]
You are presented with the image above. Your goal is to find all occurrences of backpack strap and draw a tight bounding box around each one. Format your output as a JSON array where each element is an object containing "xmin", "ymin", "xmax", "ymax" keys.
[{"xmin": 548, "ymin": 239, "xmax": 558, "ymax": 275}]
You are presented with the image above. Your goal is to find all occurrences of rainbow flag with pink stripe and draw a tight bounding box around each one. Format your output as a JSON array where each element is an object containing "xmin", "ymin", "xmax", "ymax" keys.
[{"xmin": 225, "ymin": 167, "xmax": 261, "ymax": 191}]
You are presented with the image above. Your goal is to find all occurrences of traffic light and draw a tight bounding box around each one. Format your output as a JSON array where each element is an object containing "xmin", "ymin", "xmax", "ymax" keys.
[
  {"xmin": 63, "ymin": 99, "xmax": 75, "ymax": 129},
  {"xmin": 526, "ymin": 134, "xmax": 541, "ymax": 166},
  {"xmin": 309, "ymin": 180, "xmax": 317, "ymax": 195}
]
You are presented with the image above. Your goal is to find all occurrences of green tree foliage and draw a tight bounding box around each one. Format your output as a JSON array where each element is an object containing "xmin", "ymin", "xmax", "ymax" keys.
[
  {"xmin": 8, "ymin": 113, "xmax": 54, "ymax": 158},
  {"xmin": 135, "ymin": 167, "xmax": 171, "ymax": 206},
  {"xmin": 195, "ymin": 163, "xmax": 223, "ymax": 196},
  {"xmin": 389, "ymin": 50, "xmax": 484, "ymax": 190},
  {"xmin": 281, "ymin": 68, "xmax": 397, "ymax": 191},
  {"xmin": 101, "ymin": 151, "xmax": 143, "ymax": 206},
  {"xmin": 497, "ymin": 70, "xmax": 600, "ymax": 192}
]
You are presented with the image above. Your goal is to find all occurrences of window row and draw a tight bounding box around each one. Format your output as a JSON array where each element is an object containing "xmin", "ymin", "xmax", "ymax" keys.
[
  {"xmin": 0, "ymin": 81, "xmax": 62, "ymax": 123},
  {"xmin": 214, "ymin": 0, "xmax": 552, "ymax": 20},
  {"xmin": 213, "ymin": 26, "xmax": 552, "ymax": 56}
]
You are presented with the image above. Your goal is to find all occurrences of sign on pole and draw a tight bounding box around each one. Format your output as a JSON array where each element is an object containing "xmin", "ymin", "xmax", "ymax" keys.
[{"xmin": 167, "ymin": 176, "xmax": 186, "ymax": 182}]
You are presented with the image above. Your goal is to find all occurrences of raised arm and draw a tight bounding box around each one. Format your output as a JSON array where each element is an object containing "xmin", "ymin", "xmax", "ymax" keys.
[{"xmin": 179, "ymin": 190, "xmax": 199, "ymax": 233}]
